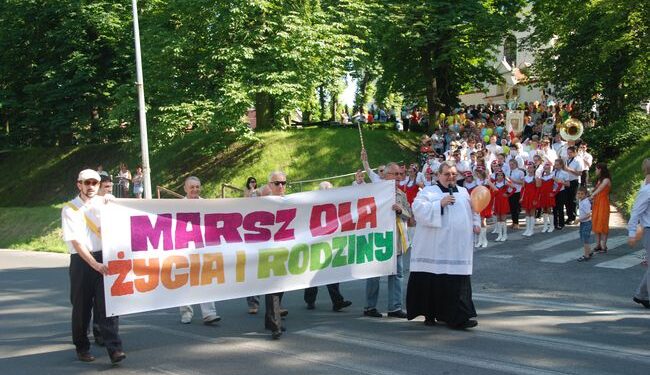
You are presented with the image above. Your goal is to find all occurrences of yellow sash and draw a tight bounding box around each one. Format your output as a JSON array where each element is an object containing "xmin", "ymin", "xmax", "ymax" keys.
[
  {"xmin": 396, "ymin": 217, "xmax": 408, "ymax": 253},
  {"xmin": 66, "ymin": 201, "xmax": 101, "ymax": 239}
]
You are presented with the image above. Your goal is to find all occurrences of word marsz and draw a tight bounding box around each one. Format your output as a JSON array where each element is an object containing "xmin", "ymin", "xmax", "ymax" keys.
[
  {"xmin": 129, "ymin": 197, "xmax": 378, "ymax": 251},
  {"xmin": 107, "ymin": 231, "xmax": 394, "ymax": 297}
]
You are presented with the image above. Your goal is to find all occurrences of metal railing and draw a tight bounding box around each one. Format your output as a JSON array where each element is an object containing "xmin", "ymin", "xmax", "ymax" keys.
[
  {"xmin": 221, "ymin": 184, "xmax": 244, "ymax": 198},
  {"xmin": 156, "ymin": 185, "xmax": 184, "ymax": 199}
]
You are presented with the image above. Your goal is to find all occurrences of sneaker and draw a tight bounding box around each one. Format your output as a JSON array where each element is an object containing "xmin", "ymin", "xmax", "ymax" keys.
[
  {"xmin": 332, "ymin": 300, "xmax": 352, "ymax": 312},
  {"xmin": 363, "ymin": 308, "xmax": 382, "ymax": 318},
  {"xmin": 180, "ymin": 311, "xmax": 193, "ymax": 324},
  {"xmin": 387, "ymin": 310, "xmax": 407, "ymax": 318},
  {"xmin": 203, "ymin": 315, "xmax": 222, "ymax": 325}
]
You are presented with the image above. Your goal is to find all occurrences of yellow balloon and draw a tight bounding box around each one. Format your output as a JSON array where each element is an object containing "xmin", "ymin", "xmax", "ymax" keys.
[{"xmin": 503, "ymin": 145, "xmax": 510, "ymax": 154}]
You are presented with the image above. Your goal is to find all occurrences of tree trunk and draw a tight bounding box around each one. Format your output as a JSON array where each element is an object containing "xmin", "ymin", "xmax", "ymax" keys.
[
  {"xmin": 420, "ymin": 43, "xmax": 439, "ymax": 128},
  {"xmin": 255, "ymin": 92, "xmax": 274, "ymax": 130},
  {"xmin": 355, "ymin": 72, "xmax": 370, "ymax": 113},
  {"xmin": 318, "ymin": 85, "xmax": 326, "ymax": 122},
  {"xmin": 330, "ymin": 91, "xmax": 337, "ymax": 121}
]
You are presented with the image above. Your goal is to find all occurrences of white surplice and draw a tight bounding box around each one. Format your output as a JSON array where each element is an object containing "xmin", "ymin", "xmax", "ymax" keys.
[{"xmin": 410, "ymin": 185, "xmax": 480, "ymax": 275}]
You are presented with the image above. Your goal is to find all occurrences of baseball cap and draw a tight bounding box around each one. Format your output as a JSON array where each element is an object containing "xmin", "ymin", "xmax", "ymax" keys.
[{"xmin": 78, "ymin": 169, "xmax": 101, "ymax": 182}]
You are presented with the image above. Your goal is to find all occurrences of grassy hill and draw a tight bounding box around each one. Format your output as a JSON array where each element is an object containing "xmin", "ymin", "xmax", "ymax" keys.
[
  {"xmin": 609, "ymin": 134, "xmax": 650, "ymax": 216},
  {"xmin": 0, "ymin": 127, "xmax": 420, "ymax": 252}
]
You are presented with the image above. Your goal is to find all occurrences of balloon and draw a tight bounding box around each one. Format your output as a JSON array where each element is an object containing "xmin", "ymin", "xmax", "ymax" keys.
[
  {"xmin": 439, "ymin": 113, "xmax": 446, "ymax": 120},
  {"xmin": 486, "ymin": 128, "xmax": 494, "ymax": 136},
  {"xmin": 502, "ymin": 145, "xmax": 510, "ymax": 154},
  {"xmin": 483, "ymin": 135, "xmax": 490, "ymax": 143},
  {"xmin": 471, "ymin": 186, "xmax": 491, "ymax": 213}
]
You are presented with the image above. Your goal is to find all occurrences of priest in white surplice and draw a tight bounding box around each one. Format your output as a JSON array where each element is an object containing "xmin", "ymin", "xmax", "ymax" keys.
[{"xmin": 407, "ymin": 161, "xmax": 481, "ymax": 329}]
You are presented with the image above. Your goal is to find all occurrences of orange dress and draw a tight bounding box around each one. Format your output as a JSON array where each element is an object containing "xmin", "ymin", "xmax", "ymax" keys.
[{"xmin": 591, "ymin": 180, "xmax": 610, "ymax": 234}]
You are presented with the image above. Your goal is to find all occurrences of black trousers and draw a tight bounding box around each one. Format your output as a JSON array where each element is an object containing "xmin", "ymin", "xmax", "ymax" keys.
[
  {"xmin": 566, "ymin": 180, "xmax": 579, "ymax": 221},
  {"xmin": 580, "ymin": 171, "xmax": 589, "ymax": 188},
  {"xmin": 553, "ymin": 190, "xmax": 567, "ymax": 228},
  {"xmin": 509, "ymin": 192, "xmax": 521, "ymax": 225},
  {"xmin": 69, "ymin": 253, "xmax": 122, "ymax": 354},
  {"xmin": 304, "ymin": 284, "xmax": 344, "ymax": 305},
  {"xmin": 264, "ymin": 292, "xmax": 284, "ymax": 332}
]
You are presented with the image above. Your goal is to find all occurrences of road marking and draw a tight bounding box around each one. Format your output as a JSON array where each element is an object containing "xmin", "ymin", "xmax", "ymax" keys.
[
  {"xmin": 529, "ymin": 231, "xmax": 579, "ymax": 251},
  {"xmin": 595, "ymin": 250, "xmax": 646, "ymax": 269},
  {"xmin": 483, "ymin": 254, "xmax": 514, "ymax": 259},
  {"xmin": 296, "ymin": 328, "xmax": 570, "ymax": 375},
  {"xmin": 541, "ymin": 236, "xmax": 628, "ymax": 264}
]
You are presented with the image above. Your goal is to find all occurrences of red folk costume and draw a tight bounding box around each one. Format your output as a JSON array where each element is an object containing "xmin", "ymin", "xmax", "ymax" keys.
[
  {"xmin": 479, "ymin": 179, "xmax": 494, "ymax": 218},
  {"xmin": 402, "ymin": 180, "xmax": 420, "ymax": 205},
  {"xmin": 492, "ymin": 181, "xmax": 513, "ymax": 215},
  {"xmin": 520, "ymin": 175, "xmax": 539, "ymax": 211},
  {"xmin": 537, "ymin": 174, "xmax": 557, "ymax": 209}
]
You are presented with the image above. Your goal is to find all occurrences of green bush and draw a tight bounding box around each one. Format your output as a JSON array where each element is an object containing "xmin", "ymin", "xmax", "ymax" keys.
[{"xmin": 585, "ymin": 111, "xmax": 650, "ymax": 161}]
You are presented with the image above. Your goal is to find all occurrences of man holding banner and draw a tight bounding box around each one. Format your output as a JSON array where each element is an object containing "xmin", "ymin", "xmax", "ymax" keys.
[
  {"xmin": 265, "ymin": 171, "xmax": 289, "ymax": 339},
  {"xmin": 407, "ymin": 161, "xmax": 480, "ymax": 329},
  {"xmin": 363, "ymin": 162, "xmax": 410, "ymax": 319},
  {"xmin": 62, "ymin": 169, "xmax": 125, "ymax": 363}
]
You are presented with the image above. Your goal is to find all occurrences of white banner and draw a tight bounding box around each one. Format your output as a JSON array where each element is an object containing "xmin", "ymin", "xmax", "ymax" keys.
[{"xmin": 101, "ymin": 181, "xmax": 397, "ymax": 316}]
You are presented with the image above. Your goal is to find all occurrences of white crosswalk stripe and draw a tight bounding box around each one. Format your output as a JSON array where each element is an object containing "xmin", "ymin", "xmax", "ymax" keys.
[
  {"xmin": 540, "ymin": 236, "xmax": 629, "ymax": 264},
  {"xmin": 595, "ymin": 250, "xmax": 646, "ymax": 269}
]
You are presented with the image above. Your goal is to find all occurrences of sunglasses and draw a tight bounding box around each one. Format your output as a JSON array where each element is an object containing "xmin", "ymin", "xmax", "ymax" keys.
[
  {"xmin": 272, "ymin": 181, "xmax": 287, "ymax": 186},
  {"xmin": 81, "ymin": 180, "xmax": 99, "ymax": 186}
]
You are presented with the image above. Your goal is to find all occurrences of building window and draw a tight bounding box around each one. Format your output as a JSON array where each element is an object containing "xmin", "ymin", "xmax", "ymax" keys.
[{"xmin": 504, "ymin": 35, "xmax": 517, "ymax": 67}]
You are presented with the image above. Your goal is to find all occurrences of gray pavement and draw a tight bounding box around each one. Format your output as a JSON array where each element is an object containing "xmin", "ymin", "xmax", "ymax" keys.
[{"xmin": 1, "ymin": 215, "xmax": 649, "ymax": 375}]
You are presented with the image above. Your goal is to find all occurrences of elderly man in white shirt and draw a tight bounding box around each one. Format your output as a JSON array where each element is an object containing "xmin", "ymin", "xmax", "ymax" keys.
[{"xmin": 563, "ymin": 146, "xmax": 584, "ymax": 224}]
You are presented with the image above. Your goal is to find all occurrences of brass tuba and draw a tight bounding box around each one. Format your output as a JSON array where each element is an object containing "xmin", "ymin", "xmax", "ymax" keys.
[{"xmin": 559, "ymin": 118, "xmax": 583, "ymax": 141}]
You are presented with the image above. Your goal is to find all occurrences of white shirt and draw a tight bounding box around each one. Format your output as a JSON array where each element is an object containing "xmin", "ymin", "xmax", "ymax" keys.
[
  {"xmin": 61, "ymin": 196, "xmax": 103, "ymax": 254},
  {"xmin": 565, "ymin": 156, "xmax": 584, "ymax": 182},
  {"xmin": 628, "ymin": 182, "xmax": 650, "ymax": 237},
  {"xmin": 553, "ymin": 170, "xmax": 570, "ymax": 191},
  {"xmin": 415, "ymin": 171, "xmax": 426, "ymax": 186},
  {"xmin": 508, "ymin": 169, "xmax": 525, "ymax": 193},
  {"xmin": 580, "ymin": 151, "xmax": 593, "ymax": 170},
  {"xmin": 578, "ymin": 198, "xmax": 592, "ymax": 222}
]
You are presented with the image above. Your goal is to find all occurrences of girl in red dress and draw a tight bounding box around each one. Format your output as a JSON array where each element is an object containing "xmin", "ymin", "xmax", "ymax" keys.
[
  {"xmin": 520, "ymin": 162, "xmax": 539, "ymax": 237},
  {"xmin": 492, "ymin": 171, "xmax": 513, "ymax": 241},
  {"xmin": 475, "ymin": 166, "xmax": 495, "ymax": 248},
  {"xmin": 537, "ymin": 162, "xmax": 557, "ymax": 233}
]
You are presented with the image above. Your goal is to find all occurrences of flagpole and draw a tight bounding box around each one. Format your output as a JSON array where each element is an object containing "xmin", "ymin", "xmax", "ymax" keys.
[{"xmin": 131, "ymin": 0, "xmax": 152, "ymax": 199}]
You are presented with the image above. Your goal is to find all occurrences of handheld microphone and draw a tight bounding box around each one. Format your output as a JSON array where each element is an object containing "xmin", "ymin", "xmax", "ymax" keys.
[{"xmin": 448, "ymin": 182, "xmax": 455, "ymax": 205}]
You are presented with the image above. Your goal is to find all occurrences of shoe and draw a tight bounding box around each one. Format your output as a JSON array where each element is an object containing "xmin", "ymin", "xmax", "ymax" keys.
[
  {"xmin": 566, "ymin": 220, "xmax": 575, "ymax": 225},
  {"xmin": 633, "ymin": 297, "xmax": 650, "ymax": 309},
  {"xmin": 332, "ymin": 300, "xmax": 352, "ymax": 312},
  {"xmin": 577, "ymin": 254, "xmax": 592, "ymax": 262},
  {"xmin": 363, "ymin": 308, "xmax": 382, "ymax": 318},
  {"xmin": 387, "ymin": 310, "xmax": 407, "ymax": 318},
  {"xmin": 280, "ymin": 309, "xmax": 289, "ymax": 317},
  {"xmin": 76, "ymin": 351, "xmax": 95, "ymax": 362},
  {"xmin": 248, "ymin": 307, "xmax": 258, "ymax": 314},
  {"xmin": 94, "ymin": 336, "xmax": 105, "ymax": 347},
  {"xmin": 554, "ymin": 226, "xmax": 563, "ymax": 230},
  {"xmin": 180, "ymin": 311, "xmax": 193, "ymax": 324},
  {"xmin": 271, "ymin": 330, "xmax": 282, "ymax": 340},
  {"xmin": 203, "ymin": 315, "xmax": 221, "ymax": 325},
  {"xmin": 424, "ymin": 319, "xmax": 436, "ymax": 326},
  {"xmin": 451, "ymin": 320, "xmax": 478, "ymax": 330},
  {"xmin": 306, "ymin": 302, "xmax": 315, "ymax": 310},
  {"xmin": 109, "ymin": 350, "xmax": 126, "ymax": 364}
]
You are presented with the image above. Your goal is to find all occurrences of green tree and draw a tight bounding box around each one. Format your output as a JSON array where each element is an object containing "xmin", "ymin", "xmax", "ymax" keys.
[{"xmin": 527, "ymin": 0, "xmax": 649, "ymax": 123}]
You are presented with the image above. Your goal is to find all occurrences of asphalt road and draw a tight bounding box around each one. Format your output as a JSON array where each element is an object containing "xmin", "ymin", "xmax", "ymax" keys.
[{"xmin": 1, "ymin": 215, "xmax": 648, "ymax": 375}]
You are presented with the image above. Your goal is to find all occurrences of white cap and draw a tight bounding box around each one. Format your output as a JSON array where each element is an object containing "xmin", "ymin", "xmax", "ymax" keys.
[{"xmin": 78, "ymin": 169, "xmax": 101, "ymax": 182}]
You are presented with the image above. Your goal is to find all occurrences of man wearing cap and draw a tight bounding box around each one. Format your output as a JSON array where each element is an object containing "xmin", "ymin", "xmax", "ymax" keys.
[{"xmin": 62, "ymin": 169, "xmax": 125, "ymax": 363}]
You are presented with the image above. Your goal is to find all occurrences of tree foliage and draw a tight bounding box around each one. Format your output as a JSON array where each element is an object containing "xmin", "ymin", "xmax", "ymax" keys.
[{"xmin": 527, "ymin": 0, "xmax": 650, "ymax": 123}]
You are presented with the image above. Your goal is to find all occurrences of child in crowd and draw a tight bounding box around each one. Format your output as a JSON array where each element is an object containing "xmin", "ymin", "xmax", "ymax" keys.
[
  {"xmin": 520, "ymin": 162, "xmax": 539, "ymax": 237},
  {"xmin": 576, "ymin": 187, "xmax": 593, "ymax": 261}
]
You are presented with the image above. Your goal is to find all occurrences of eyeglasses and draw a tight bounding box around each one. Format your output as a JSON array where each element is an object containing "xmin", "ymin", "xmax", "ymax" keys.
[
  {"xmin": 81, "ymin": 180, "xmax": 99, "ymax": 186},
  {"xmin": 272, "ymin": 181, "xmax": 287, "ymax": 186}
]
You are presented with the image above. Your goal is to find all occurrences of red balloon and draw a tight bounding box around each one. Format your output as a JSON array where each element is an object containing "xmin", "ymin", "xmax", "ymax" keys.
[{"xmin": 471, "ymin": 186, "xmax": 491, "ymax": 213}]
